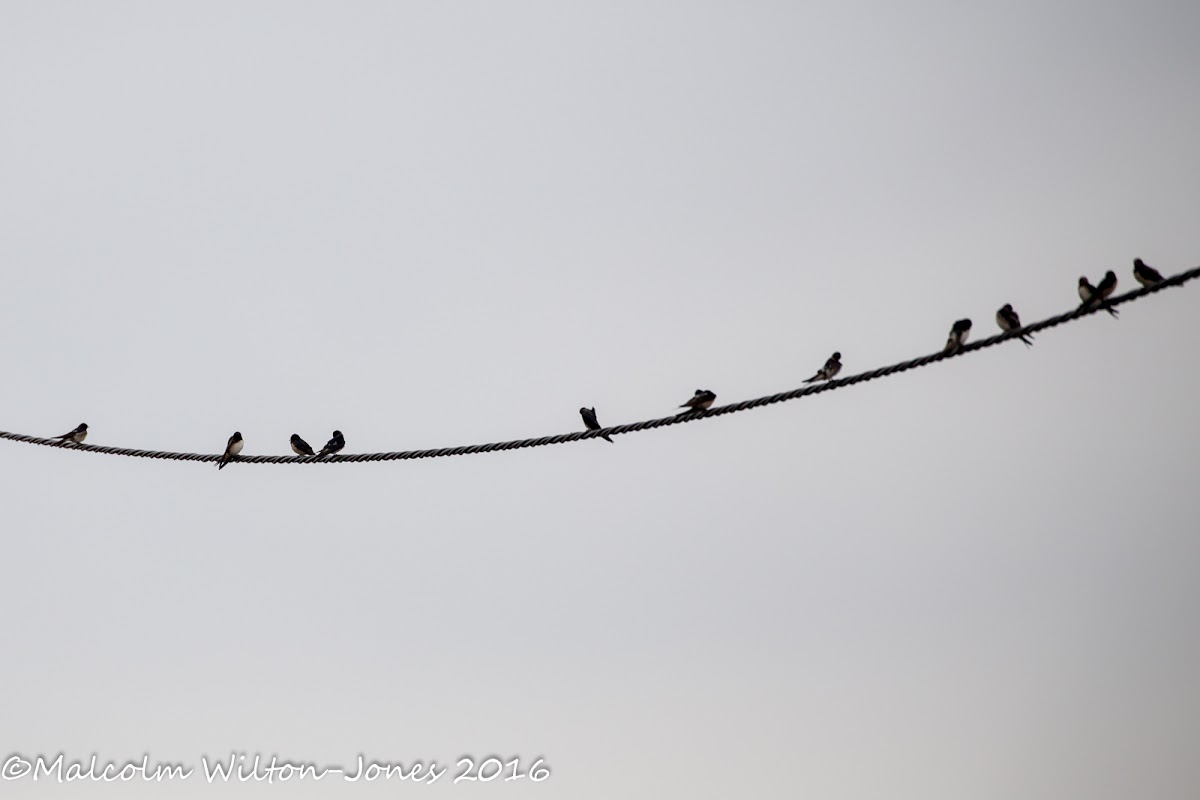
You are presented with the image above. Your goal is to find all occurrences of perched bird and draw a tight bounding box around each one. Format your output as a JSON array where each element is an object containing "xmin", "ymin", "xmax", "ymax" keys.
[
  {"xmin": 218, "ymin": 432, "xmax": 243, "ymax": 470},
  {"xmin": 290, "ymin": 434, "xmax": 316, "ymax": 456},
  {"xmin": 804, "ymin": 352, "xmax": 842, "ymax": 383},
  {"xmin": 1096, "ymin": 270, "xmax": 1118, "ymax": 299},
  {"xmin": 318, "ymin": 430, "xmax": 345, "ymax": 458},
  {"xmin": 678, "ymin": 389, "xmax": 717, "ymax": 413},
  {"xmin": 579, "ymin": 407, "xmax": 613, "ymax": 443},
  {"xmin": 1079, "ymin": 276, "xmax": 1118, "ymax": 318},
  {"xmin": 1133, "ymin": 258, "xmax": 1164, "ymax": 288},
  {"xmin": 53, "ymin": 422, "xmax": 88, "ymax": 445},
  {"xmin": 943, "ymin": 319, "xmax": 972, "ymax": 354},
  {"xmin": 1078, "ymin": 276, "xmax": 1097, "ymax": 305},
  {"xmin": 995, "ymin": 304, "xmax": 1033, "ymax": 347}
]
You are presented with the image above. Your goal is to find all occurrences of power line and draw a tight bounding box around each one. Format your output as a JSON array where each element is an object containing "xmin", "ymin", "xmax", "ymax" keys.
[{"xmin": 2, "ymin": 266, "xmax": 1196, "ymax": 466}]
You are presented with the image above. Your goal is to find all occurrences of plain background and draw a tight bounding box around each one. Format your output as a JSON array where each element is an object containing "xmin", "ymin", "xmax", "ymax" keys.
[{"xmin": 1, "ymin": 1, "xmax": 1198, "ymax": 797}]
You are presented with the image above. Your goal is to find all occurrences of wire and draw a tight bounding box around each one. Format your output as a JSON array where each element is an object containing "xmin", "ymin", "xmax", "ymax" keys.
[{"xmin": 2, "ymin": 266, "xmax": 1196, "ymax": 466}]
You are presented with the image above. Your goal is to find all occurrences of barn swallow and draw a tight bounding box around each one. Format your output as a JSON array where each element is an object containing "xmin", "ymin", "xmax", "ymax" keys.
[
  {"xmin": 218, "ymin": 431, "xmax": 243, "ymax": 470},
  {"xmin": 1079, "ymin": 276, "xmax": 1118, "ymax": 317},
  {"xmin": 996, "ymin": 304, "xmax": 1033, "ymax": 346},
  {"xmin": 943, "ymin": 319, "xmax": 972, "ymax": 354},
  {"xmin": 318, "ymin": 430, "xmax": 345, "ymax": 458},
  {"xmin": 1133, "ymin": 258, "xmax": 1164, "ymax": 288},
  {"xmin": 53, "ymin": 422, "xmax": 88, "ymax": 445},
  {"xmin": 678, "ymin": 389, "xmax": 717, "ymax": 413},
  {"xmin": 804, "ymin": 352, "xmax": 842, "ymax": 383},
  {"xmin": 290, "ymin": 434, "xmax": 316, "ymax": 456},
  {"xmin": 1096, "ymin": 270, "xmax": 1117, "ymax": 299},
  {"xmin": 579, "ymin": 407, "xmax": 613, "ymax": 443},
  {"xmin": 1078, "ymin": 276, "xmax": 1096, "ymax": 305}
]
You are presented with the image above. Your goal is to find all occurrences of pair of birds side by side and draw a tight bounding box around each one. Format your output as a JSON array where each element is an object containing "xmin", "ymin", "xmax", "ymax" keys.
[
  {"xmin": 217, "ymin": 430, "xmax": 344, "ymax": 470},
  {"xmin": 946, "ymin": 304, "xmax": 1034, "ymax": 355},
  {"xmin": 1078, "ymin": 270, "xmax": 1120, "ymax": 318},
  {"xmin": 289, "ymin": 431, "xmax": 344, "ymax": 458}
]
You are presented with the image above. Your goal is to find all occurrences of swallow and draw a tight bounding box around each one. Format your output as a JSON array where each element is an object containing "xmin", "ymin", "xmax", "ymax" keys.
[
  {"xmin": 317, "ymin": 430, "xmax": 345, "ymax": 458},
  {"xmin": 1078, "ymin": 276, "xmax": 1096, "ymax": 305},
  {"xmin": 579, "ymin": 407, "xmax": 613, "ymax": 443},
  {"xmin": 1096, "ymin": 270, "xmax": 1117, "ymax": 299},
  {"xmin": 1133, "ymin": 258, "xmax": 1164, "ymax": 288},
  {"xmin": 1079, "ymin": 276, "xmax": 1118, "ymax": 317},
  {"xmin": 995, "ymin": 304, "xmax": 1033, "ymax": 346},
  {"xmin": 804, "ymin": 352, "xmax": 842, "ymax": 383},
  {"xmin": 678, "ymin": 389, "xmax": 717, "ymax": 414},
  {"xmin": 218, "ymin": 431, "xmax": 243, "ymax": 470},
  {"xmin": 53, "ymin": 422, "xmax": 88, "ymax": 445},
  {"xmin": 943, "ymin": 319, "xmax": 972, "ymax": 354},
  {"xmin": 290, "ymin": 434, "xmax": 316, "ymax": 456}
]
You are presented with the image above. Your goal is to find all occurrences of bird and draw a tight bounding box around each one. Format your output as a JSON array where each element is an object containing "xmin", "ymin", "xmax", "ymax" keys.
[
  {"xmin": 1096, "ymin": 270, "xmax": 1118, "ymax": 299},
  {"xmin": 53, "ymin": 422, "xmax": 88, "ymax": 445},
  {"xmin": 290, "ymin": 434, "xmax": 316, "ymax": 456},
  {"xmin": 1078, "ymin": 276, "xmax": 1097, "ymax": 305},
  {"xmin": 943, "ymin": 319, "xmax": 972, "ymax": 354},
  {"xmin": 218, "ymin": 432, "xmax": 243, "ymax": 470},
  {"xmin": 804, "ymin": 352, "xmax": 842, "ymax": 383},
  {"xmin": 1133, "ymin": 258, "xmax": 1164, "ymax": 288},
  {"xmin": 579, "ymin": 407, "xmax": 613, "ymax": 443},
  {"xmin": 678, "ymin": 389, "xmax": 717, "ymax": 413},
  {"xmin": 317, "ymin": 430, "xmax": 345, "ymax": 458},
  {"xmin": 1079, "ymin": 276, "xmax": 1118, "ymax": 318},
  {"xmin": 995, "ymin": 304, "xmax": 1033, "ymax": 346}
]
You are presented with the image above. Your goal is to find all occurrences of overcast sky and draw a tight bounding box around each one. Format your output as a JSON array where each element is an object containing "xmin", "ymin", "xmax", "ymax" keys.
[{"xmin": 2, "ymin": 1, "xmax": 1199, "ymax": 798}]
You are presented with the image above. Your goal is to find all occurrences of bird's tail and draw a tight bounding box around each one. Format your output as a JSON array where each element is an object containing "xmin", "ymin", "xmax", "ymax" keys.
[
  {"xmin": 601, "ymin": 433, "xmax": 613, "ymax": 443},
  {"xmin": 803, "ymin": 373, "xmax": 820, "ymax": 383},
  {"xmin": 1102, "ymin": 302, "xmax": 1120, "ymax": 318},
  {"xmin": 217, "ymin": 459, "xmax": 227, "ymax": 470},
  {"xmin": 1020, "ymin": 333, "xmax": 1034, "ymax": 347}
]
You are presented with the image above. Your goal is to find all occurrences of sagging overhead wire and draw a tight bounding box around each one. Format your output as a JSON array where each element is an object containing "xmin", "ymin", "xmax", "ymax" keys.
[{"xmin": 1, "ymin": 264, "xmax": 1196, "ymax": 467}]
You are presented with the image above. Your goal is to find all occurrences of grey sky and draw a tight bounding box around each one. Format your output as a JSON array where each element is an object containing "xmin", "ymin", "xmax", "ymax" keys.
[{"xmin": 2, "ymin": 1, "xmax": 1198, "ymax": 798}]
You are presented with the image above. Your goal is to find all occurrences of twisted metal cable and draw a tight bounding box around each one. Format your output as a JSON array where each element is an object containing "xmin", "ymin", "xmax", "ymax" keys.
[{"xmin": 2, "ymin": 266, "xmax": 1196, "ymax": 466}]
